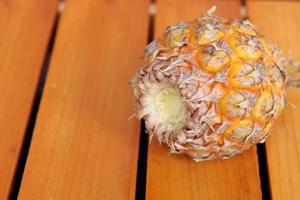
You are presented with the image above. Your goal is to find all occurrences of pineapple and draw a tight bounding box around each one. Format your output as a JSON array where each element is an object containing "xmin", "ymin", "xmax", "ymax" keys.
[{"xmin": 130, "ymin": 7, "xmax": 295, "ymax": 161}]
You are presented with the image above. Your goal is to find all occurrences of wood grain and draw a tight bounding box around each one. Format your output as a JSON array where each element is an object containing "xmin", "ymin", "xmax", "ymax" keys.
[
  {"xmin": 0, "ymin": 0, "xmax": 58, "ymax": 199},
  {"xmin": 18, "ymin": 0, "xmax": 149, "ymax": 199},
  {"xmin": 146, "ymin": 1, "xmax": 262, "ymax": 200},
  {"xmin": 247, "ymin": 1, "xmax": 300, "ymax": 199}
]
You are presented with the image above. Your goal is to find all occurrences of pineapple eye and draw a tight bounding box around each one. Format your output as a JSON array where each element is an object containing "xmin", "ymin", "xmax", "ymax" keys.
[
  {"xmin": 230, "ymin": 20, "xmax": 257, "ymax": 36},
  {"xmin": 229, "ymin": 61, "xmax": 262, "ymax": 90},
  {"xmin": 220, "ymin": 90, "xmax": 248, "ymax": 118},
  {"xmin": 163, "ymin": 22, "xmax": 190, "ymax": 48},
  {"xmin": 255, "ymin": 121, "xmax": 273, "ymax": 143},
  {"xmin": 224, "ymin": 119, "xmax": 254, "ymax": 142},
  {"xmin": 229, "ymin": 32, "xmax": 262, "ymax": 60},
  {"xmin": 186, "ymin": 148, "xmax": 212, "ymax": 161},
  {"xmin": 219, "ymin": 146, "xmax": 239, "ymax": 158},
  {"xmin": 265, "ymin": 58, "xmax": 284, "ymax": 88},
  {"xmin": 190, "ymin": 24, "xmax": 224, "ymax": 45},
  {"xmin": 252, "ymin": 89, "xmax": 274, "ymax": 125},
  {"xmin": 144, "ymin": 40, "xmax": 160, "ymax": 63},
  {"xmin": 207, "ymin": 51, "xmax": 230, "ymax": 71},
  {"xmin": 259, "ymin": 37, "xmax": 273, "ymax": 56},
  {"xmin": 235, "ymin": 45, "xmax": 262, "ymax": 60},
  {"xmin": 270, "ymin": 86, "xmax": 286, "ymax": 119},
  {"xmin": 196, "ymin": 47, "xmax": 230, "ymax": 72},
  {"xmin": 197, "ymin": 29, "xmax": 224, "ymax": 45}
]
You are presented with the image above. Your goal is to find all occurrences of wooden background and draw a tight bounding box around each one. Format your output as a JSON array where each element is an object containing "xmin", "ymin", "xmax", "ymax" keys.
[{"xmin": 0, "ymin": 0, "xmax": 299, "ymax": 199}]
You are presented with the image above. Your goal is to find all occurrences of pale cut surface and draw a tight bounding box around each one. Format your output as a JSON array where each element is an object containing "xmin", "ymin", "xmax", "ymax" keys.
[
  {"xmin": 248, "ymin": 1, "xmax": 300, "ymax": 199},
  {"xmin": 146, "ymin": 0, "xmax": 262, "ymax": 199},
  {"xmin": 18, "ymin": 0, "xmax": 149, "ymax": 199},
  {"xmin": 0, "ymin": 0, "xmax": 58, "ymax": 199}
]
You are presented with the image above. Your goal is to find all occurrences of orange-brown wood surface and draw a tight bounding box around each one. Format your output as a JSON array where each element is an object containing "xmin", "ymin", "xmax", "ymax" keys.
[
  {"xmin": 146, "ymin": 1, "xmax": 262, "ymax": 200},
  {"xmin": 248, "ymin": 1, "xmax": 300, "ymax": 199},
  {"xmin": 0, "ymin": 0, "xmax": 58, "ymax": 199},
  {"xmin": 18, "ymin": 0, "xmax": 149, "ymax": 199},
  {"xmin": 1, "ymin": 0, "xmax": 299, "ymax": 199}
]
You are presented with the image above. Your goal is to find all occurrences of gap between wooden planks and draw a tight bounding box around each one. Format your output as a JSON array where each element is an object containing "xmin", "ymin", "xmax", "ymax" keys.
[
  {"xmin": 146, "ymin": 1, "xmax": 262, "ymax": 200},
  {"xmin": 247, "ymin": 1, "xmax": 300, "ymax": 200},
  {"xmin": 0, "ymin": 1, "xmax": 58, "ymax": 199},
  {"xmin": 18, "ymin": 0, "xmax": 149, "ymax": 199}
]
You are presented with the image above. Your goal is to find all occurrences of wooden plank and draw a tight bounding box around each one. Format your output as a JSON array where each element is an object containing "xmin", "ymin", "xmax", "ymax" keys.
[
  {"xmin": 0, "ymin": 1, "xmax": 58, "ymax": 199},
  {"xmin": 247, "ymin": 1, "xmax": 300, "ymax": 199},
  {"xmin": 146, "ymin": 1, "xmax": 262, "ymax": 200},
  {"xmin": 18, "ymin": 0, "xmax": 149, "ymax": 199}
]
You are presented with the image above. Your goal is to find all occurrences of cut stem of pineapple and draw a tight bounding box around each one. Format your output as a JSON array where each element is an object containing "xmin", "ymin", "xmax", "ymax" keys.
[{"xmin": 154, "ymin": 86, "xmax": 186, "ymax": 125}]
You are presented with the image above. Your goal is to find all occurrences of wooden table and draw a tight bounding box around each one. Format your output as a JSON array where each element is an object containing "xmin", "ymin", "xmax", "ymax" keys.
[{"xmin": 1, "ymin": 0, "xmax": 299, "ymax": 199}]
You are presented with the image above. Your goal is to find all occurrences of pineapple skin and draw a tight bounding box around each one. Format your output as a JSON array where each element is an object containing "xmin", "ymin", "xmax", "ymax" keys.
[{"xmin": 130, "ymin": 14, "xmax": 287, "ymax": 161}]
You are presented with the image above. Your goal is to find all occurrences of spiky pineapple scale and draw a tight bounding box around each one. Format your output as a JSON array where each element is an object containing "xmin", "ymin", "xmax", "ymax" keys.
[{"xmin": 130, "ymin": 12, "xmax": 286, "ymax": 161}]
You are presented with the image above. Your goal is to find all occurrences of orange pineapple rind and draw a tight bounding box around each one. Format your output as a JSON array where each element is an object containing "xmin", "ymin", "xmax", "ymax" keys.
[{"xmin": 130, "ymin": 8, "xmax": 287, "ymax": 162}]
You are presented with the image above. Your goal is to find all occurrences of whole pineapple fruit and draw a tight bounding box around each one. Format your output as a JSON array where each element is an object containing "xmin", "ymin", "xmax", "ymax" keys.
[{"xmin": 130, "ymin": 7, "xmax": 289, "ymax": 161}]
